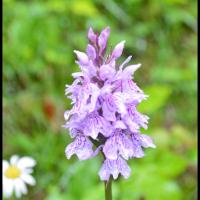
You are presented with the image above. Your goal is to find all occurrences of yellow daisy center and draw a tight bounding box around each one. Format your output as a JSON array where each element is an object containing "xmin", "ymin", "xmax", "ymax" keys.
[{"xmin": 4, "ymin": 165, "xmax": 21, "ymax": 179}]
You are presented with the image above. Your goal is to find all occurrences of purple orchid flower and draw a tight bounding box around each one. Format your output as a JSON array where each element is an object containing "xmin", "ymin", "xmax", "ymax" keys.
[{"xmin": 63, "ymin": 27, "xmax": 156, "ymax": 184}]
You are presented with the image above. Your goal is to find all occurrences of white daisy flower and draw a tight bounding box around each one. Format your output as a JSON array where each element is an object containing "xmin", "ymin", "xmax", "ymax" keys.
[{"xmin": 3, "ymin": 155, "xmax": 36, "ymax": 198}]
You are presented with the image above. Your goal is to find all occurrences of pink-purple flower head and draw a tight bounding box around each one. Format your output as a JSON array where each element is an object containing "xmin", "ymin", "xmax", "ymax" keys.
[{"xmin": 64, "ymin": 26, "xmax": 156, "ymax": 181}]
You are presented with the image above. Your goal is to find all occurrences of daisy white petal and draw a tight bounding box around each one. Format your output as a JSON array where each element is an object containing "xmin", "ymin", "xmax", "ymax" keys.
[
  {"xmin": 3, "ymin": 179, "xmax": 14, "ymax": 198},
  {"xmin": 21, "ymin": 174, "xmax": 36, "ymax": 186},
  {"xmin": 3, "ymin": 160, "xmax": 9, "ymax": 172},
  {"xmin": 14, "ymin": 179, "xmax": 27, "ymax": 198},
  {"xmin": 10, "ymin": 155, "xmax": 19, "ymax": 165},
  {"xmin": 23, "ymin": 168, "xmax": 33, "ymax": 174},
  {"xmin": 17, "ymin": 157, "xmax": 36, "ymax": 169}
]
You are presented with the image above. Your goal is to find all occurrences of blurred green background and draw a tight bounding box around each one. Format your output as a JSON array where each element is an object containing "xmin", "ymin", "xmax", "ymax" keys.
[{"xmin": 3, "ymin": 0, "xmax": 197, "ymax": 199}]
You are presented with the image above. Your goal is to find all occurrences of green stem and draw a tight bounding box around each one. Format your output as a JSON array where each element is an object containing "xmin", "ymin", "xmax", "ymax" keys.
[{"xmin": 105, "ymin": 176, "xmax": 112, "ymax": 200}]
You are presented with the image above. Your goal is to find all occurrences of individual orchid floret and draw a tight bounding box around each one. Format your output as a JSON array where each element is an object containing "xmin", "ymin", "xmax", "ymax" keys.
[
  {"xmin": 63, "ymin": 26, "xmax": 156, "ymax": 185},
  {"xmin": 103, "ymin": 129, "xmax": 134, "ymax": 160},
  {"xmin": 65, "ymin": 135, "xmax": 94, "ymax": 160},
  {"xmin": 99, "ymin": 157, "xmax": 131, "ymax": 181}
]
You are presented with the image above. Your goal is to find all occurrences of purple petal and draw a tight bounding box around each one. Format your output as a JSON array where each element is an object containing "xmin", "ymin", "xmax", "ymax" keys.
[
  {"xmin": 118, "ymin": 133, "xmax": 134, "ymax": 160},
  {"xmin": 118, "ymin": 157, "xmax": 131, "ymax": 179},
  {"xmin": 100, "ymin": 119, "xmax": 114, "ymax": 137},
  {"xmin": 103, "ymin": 131, "xmax": 134, "ymax": 160},
  {"xmin": 125, "ymin": 104, "xmax": 149, "ymax": 130},
  {"xmin": 103, "ymin": 136, "xmax": 118, "ymax": 160},
  {"xmin": 69, "ymin": 82, "xmax": 100, "ymax": 117},
  {"xmin": 83, "ymin": 113, "xmax": 102, "ymax": 139},
  {"xmin": 131, "ymin": 133, "xmax": 147, "ymax": 158},
  {"xmin": 68, "ymin": 128, "xmax": 79, "ymax": 138},
  {"xmin": 85, "ymin": 84, "xmax": 100, "ymax": 113},
  {"xmin": 112, "ymin": 80, "xmax": 123, "ymax": 92},
  {"xmin": 99, "ymin": 64, "xmax": 116, "ymax": 81},
  {"xmin": 100, "ymin": 83, "xmax": 114, "ymax": 94},
  {"xmin": 98, "ymin": 27, "xmax": 110, "ymax": 54},
  {"xmin": 131, "ymin": 139, "xmax": 145, "ymax": 158},
  {"xmin": 112, "ymin": 92, "xmax": 127, "ymax": 116},
  {"xmin": 124, "ymin": 79, "xmax": 144, "ymax": 94},
  {"xmin": 82, "ymin": 111, "xmax": 112, "ymax": 139},
  {"xmin": 124, "ymin": 116, "xmax": 140, "ymax": 132},
  {"xmin": 119, "ymin": 56, "xmax": 132, "ymax": 71},
  {"xmin": 88, "ymin": 27, "xmax": 97, "ymax": 44},
  {"xmin": 123, "ymin": 92, "xmax": 147, "ymax": 105},
  {"xmin": 98, "ymin": 157, "xmax": 131, "ymax": 181},
  {"xmin": 111, "ymin": 41, "xmax": 125, "ymax": 60},
  {"xmin": 116, "ymin": 61, "xmax": 140, "ymax": 80},
  {"xmin": 140, "ymin": 134, "xmax": 156, "ymax": 148},
  {"xmin": 74, "ymin": 50, "xmax": 89, "ymax": 65},
  {"xmin": 102, "ymin": 94, "xmax": 117, "ymax": 122},
  {"xmin": 98, "ymin": 160, "xmax": 110, "ymax": 181},
  {"xmin": 122, "ymin": 64, "xmax": 141, "ymax": 78},
  {"xmin": 86, "ymin": 44, "xmax": 96, "ymax": 60},
  {"xmin": 65, "ymin": 135, "xmax": 93, "ymax": 160},
  {"xmin": 113, "ymin": 120, "xmax": 126, "ymax": 129}
]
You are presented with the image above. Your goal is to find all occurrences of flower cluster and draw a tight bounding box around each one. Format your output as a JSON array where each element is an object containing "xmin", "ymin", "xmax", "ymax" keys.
[{"xmin": 64, "ymin": 27, "xmax": 155, "ymax": 181}]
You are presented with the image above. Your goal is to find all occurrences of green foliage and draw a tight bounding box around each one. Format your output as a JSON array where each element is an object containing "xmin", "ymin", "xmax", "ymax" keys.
[
  {"xmin": 137, "ymin": 85, "xmax": 172, "ymax": 114},
  {"xmin": 3, "ymin": 0, "xmax": 197, "ymax": 199}
]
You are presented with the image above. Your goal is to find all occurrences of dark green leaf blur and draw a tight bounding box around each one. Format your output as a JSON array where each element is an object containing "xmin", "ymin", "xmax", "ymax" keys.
[{"xmin": 3, "ymin": 0, "xmax": 197, "ymax": 199}]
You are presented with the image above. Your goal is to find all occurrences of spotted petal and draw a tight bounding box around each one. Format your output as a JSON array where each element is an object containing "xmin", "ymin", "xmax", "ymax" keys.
[
  {"xmin": 99, "ymin": 157, "xmax": 131, "ymax": 181},
  {"xmin": 103, "ymin": 131, "xmax": 134, "ymax": 160},
  {"xmin": 102, "ymin": 94, "xmax": 117, "ymax": 122},
  {"xmin": 65, "ymin": 135, "xmax": 93, "ymax": 160}
]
